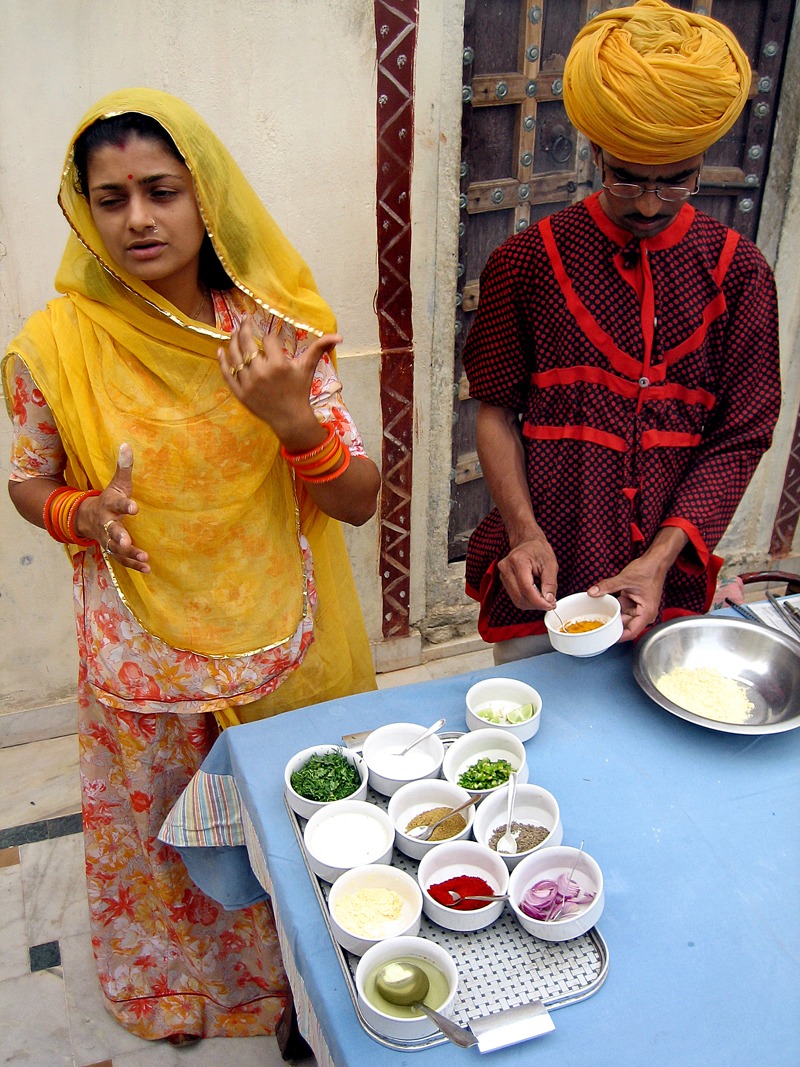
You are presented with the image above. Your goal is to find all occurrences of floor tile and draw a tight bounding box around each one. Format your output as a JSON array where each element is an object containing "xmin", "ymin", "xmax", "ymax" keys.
[
  {"xmin": 0, "ymin": 966, "xmax": 72, "ymax": 1066},
  {"xmin": 0, "ymin": 862, "xmax": 29, "ymax": 982},
  {"xmin": 108, "ymin": 1033, "xmax": 295, "ymax": 1065},
  {"xmin": 0, "ymin": 845, "xmax": 20, "ymax": 868},
  {"xmin": 0, "ymin": 733, "xmax": 81, "ymax": 829},
  {"xmin": 29, "ymin": 939, "xmax": 61, "ymax": 971},
  {"xmin": 21, "ymin": 831, "xmax": 91, "ymax": 946},
  {"xmin": 0, "ymin": 699, "xmax": 78, "ymax": 749}
]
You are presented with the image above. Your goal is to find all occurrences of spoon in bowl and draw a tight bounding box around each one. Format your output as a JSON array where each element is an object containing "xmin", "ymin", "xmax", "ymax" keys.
[
  {"xmin": 445, "ymin": 890, "xmax": 508, "ymax": 906},
  {"xmin": 495, "ymin": 771, "xmax": 518, "ymax": 855},
  {"xmin": 395, "ymin": 717, "xmax": 446, "ymax": 757},
  {"xmin": 374, "ymin": 961, "xmax": 477, "ymax": 1048},
  {"xmin": 405, "ymin": 795, "xmax": 476, "ymax": 841}
]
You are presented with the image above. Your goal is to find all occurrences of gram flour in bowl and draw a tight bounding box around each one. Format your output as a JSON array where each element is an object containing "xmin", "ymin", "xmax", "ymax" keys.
[{"xmin": 655, "ymin": 666, "xmax": 754, "ymax": 725}]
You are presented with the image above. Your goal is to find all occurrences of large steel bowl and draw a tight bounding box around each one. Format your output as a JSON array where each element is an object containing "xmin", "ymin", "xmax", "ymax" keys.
[{"xmin": 633, "ymin": 616, "xmax": 800, "ymax": 735}]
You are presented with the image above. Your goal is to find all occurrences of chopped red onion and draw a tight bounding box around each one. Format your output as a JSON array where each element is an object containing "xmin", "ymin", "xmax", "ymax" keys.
[{"xmin": 519, "ymin": 873, "xmax": 595, "ymax": 921}]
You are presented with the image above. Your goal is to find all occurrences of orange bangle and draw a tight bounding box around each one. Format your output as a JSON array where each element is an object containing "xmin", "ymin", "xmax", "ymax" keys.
[
  {"xmin": 297, "ymin": 445, "xmax": 351, "ymax": 484},
  {"xmin": 280, "ymin": 423, "xmax": 336, "ymax": 466},
  {"xmin": 294, "ymin": 437, "xmax": 346, "ymax": 477},
  {"xmin": 66, "ymin": 489, "xmax": 101, "ymax": 547}
]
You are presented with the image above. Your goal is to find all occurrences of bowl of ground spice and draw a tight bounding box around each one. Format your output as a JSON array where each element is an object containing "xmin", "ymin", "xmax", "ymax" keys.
[
  {"xmin": 328, "ymin": 863, "xmax": 423, "ymax": 956},
  {"xmin": 544, "ymin": 592, "xmax": 623, "ymax": 657},
  {"xmin": 417, "ymin": 840, "xmax": 510, "ymax": 932},
  {"xmin": 388, "ymin": 779, "xmax": 477, "ymax": 860},
  {"xmin": 472, "ymin": 782, "xmax": 563, "ymax": 870}
]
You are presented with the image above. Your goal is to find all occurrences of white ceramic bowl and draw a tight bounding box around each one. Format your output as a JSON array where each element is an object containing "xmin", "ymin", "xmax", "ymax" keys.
[
  {"xmin": 362, "ymin": 722, "xmax": 445, "ymax": 797},
  {"xmin": 417, "ymin": 839, "xmax": 510, "ymax": 932},
  {"xmin": 508, "ymin": 844, "xmax": 604, "ymax": 941},
  {"xmin": 328, "ymin": 864, "xmax": 422, "ymax": 956},
  {"xmin": 441, "ymin": 727, "xmax": 528, "ymax": 800},
  {"xmin": 303, "ymin": 800, "xmax": 394, "ymax": 883},
  {"xmin": 544, "ymin": 592, "xmax": 622, "ymax": 657},
  {"xmin": 284, "ymin": 744, "xmax": 368, "ymax": 820},
  {"xmin": 355, "ymin": 935, "xmax": 459, "ymax": 1041},
  {"xmin": 465, "ymin": 677, "xmax": 542, "ymax": 742},
  {"xmin": 472, "ymin": 782, "xmax": 563, "ymax": 870},
  {"xmin": 388, "ymin": 779, "xmax": 477, "ymax": 861}
]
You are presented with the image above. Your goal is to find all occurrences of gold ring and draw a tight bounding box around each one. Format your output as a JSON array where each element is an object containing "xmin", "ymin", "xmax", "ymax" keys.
[
  {"xmin": 105, "ymin": 537, "xmax": 113, "ymax": 553},
  {"xmin": 242, "ymin": 350, "xmax": 259, "ymax": 366},
  {"xmin": 230, "ymin": 362, "xmax": 245, "ymax": 378},
  {"xmin": 102, "ymin": 520, "xmax": 114, "ymax": 536}
]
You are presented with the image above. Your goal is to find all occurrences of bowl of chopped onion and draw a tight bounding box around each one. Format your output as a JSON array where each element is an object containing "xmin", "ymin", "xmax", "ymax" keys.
[
  {"xmin": 388, "ymin": 778, "xmax": 477, "ymax": 861},
  {"xmin": 472, "ymin": 782, "xmax": 563, "ymax": 870},
  {"xmin": 508, "ymin": 844, "xmax": 604, "ymax": 942},
  {"xmin": 465, "ymin": 677, "xmax": 542, "ymax": 741},
  {"xmin": 284, "ymin": 744, "xmax": 369, "ymax": 820},
  {"xmin": 441, "ymin": 727, "xmax": 527, "ymax": 800},
  {"xmin": 544, "ymin": 592, "xmax": 622, "ymax": 657},
  {"xmin": 328, "ymin": 864, "xmax": 423, "ymax": 956}
]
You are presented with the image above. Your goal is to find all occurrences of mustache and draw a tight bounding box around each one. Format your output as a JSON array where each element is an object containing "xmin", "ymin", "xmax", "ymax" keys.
[{"xmin": 625, "ymin": 213, "xmax": 669, "ymax": 224}]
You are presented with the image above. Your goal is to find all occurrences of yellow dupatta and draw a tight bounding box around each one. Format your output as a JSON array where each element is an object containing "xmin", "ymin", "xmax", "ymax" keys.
[{"xmin": 4, "ymin": 88, "xmax": 340, "ymax": 658}]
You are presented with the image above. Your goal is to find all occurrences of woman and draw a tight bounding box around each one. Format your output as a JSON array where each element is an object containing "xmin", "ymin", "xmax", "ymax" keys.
[{"xmin": 3, "ymin": 88, "xmax": 380, "ymax": 1045}]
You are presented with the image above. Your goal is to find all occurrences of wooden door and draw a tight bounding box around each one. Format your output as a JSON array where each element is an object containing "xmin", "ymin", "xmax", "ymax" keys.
[{"xmin": 449, "ymin": 0, "xmax": 795, "ymax": 562}]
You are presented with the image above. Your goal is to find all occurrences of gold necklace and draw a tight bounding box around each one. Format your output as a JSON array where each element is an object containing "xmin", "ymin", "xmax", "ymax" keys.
[{"xmin": 191, "ymin": 287, "xmax": 209, "ymax": 321}]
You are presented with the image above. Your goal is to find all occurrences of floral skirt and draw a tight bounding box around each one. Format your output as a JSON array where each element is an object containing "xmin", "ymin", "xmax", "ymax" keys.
[{"xmin": 78, "ymin": 667, "xmax": 287, "ymax": 1040}]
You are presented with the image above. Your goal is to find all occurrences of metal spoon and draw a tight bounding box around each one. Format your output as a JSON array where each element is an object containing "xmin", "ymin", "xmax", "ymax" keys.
[
  {"xmin": 395, "ymin": 717, "xmax": 446, "ymax": 757},
  {"xmin": 374, "ymin": 961, "xmax": 477, "ymax": 1049},
  {"xmin": 445, "ymin": 890, "xmax": 508, "ymax": 906},
  {"xmin": 495, "ymin": 771, "xmax": 518, "ymax": 855},
  {"xmin": 405, "ymin": 795, "xmax": 476, "ymax": 841},
  {"xmin": 548, "ymin": 840, "xmax": 585, "ymax": 921}
]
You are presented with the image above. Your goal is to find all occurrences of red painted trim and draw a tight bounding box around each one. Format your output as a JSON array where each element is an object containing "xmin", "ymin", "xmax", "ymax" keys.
[
  {"xmin": 522, "ymin": 423, "xmax": 629, "ymax": 452},
  {"xmin": 467, "ymin": 562, "xmax": 546, "ymax": 643},
  {"xmin": 640, "ymin": 430, "xmax": 702, "ymax": 450}
]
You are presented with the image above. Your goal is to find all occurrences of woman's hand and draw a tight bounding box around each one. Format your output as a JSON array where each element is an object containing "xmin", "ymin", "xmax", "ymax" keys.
[
  {"xmin": 218, "ymin": 316, "xmax": 342, "ymax": 447},
  {"xmin": 75, "ymin": 444, "xmax": 151, "ymax": 573}
]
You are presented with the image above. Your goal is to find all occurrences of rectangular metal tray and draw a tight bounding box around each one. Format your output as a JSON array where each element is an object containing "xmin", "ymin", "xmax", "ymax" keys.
[{"xmin": 285, "ymin": 745, "xmax": 609, "ymax": 1052}]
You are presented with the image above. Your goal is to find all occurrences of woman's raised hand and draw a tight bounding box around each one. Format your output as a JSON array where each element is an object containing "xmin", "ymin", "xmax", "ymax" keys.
[
  {"xmin": 77, "ymin": 443, "xmax": 150, "ymax": 573},
  {"xmin": 218, "ymin": 316, "xmax": 342, "ymax": 447}
]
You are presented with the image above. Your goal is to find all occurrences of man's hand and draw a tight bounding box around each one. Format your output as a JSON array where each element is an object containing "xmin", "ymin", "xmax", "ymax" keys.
[
  {"xmin": 498, "ymin": 533, "xmax": 559, "ymax": 612},
  {"xmin": 588, "ymin": 526, "xmax": 689, "ymax": 641}
]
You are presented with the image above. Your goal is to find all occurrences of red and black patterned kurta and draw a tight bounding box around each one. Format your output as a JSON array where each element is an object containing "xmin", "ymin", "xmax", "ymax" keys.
[{"xmin": 464, "ymin": 193, "xmax": 781, "ymax": 642}]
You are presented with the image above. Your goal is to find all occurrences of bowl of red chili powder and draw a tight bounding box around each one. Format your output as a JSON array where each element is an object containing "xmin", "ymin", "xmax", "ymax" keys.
[{"xmin": 417, "ymin": 840, "xmax": 509, "ymax": 932}]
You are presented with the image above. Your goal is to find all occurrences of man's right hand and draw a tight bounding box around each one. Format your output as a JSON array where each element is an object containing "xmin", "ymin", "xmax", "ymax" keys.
[{"xmin": 497, "ymin": 533, "xmax": 558, "ymax": 612}]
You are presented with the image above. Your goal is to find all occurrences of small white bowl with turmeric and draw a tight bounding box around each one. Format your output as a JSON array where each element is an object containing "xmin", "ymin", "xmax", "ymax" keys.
[{"xmin": 544, "ymin": 592, "xmax": 623, "ymax": 657}]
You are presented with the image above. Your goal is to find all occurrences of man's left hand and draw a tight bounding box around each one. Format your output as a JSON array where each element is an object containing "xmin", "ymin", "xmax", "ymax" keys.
[{"xmin": 587, "ymin": 558, "xmax": 668, "ymax": 642}]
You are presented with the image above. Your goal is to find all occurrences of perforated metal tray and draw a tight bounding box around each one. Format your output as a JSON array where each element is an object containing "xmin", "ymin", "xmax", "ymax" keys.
[{"xmin": 286, "ymin": 731, "xmax": 608, "ymax": 1052}]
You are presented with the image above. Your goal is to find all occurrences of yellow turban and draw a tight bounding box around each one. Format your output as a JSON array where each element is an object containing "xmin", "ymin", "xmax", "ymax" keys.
[{"xmin": 563, "ymin": 0, "xmax": 750, "ymax": 164}]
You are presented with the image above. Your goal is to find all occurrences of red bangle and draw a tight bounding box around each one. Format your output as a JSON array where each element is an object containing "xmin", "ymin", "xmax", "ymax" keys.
[
  {"xmin": 43, "ymin": 486, "xmax": 72, "ymax": 542},
  {"xmin": 280, "ymin": 423, "xmax": 336, "ymax": 464}
]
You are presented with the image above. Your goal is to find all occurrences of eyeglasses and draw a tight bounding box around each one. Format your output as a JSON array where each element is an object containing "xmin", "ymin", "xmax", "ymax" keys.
[{"xmin": 600, "ymin": 155, "xmax": 701, "ymax": 203}]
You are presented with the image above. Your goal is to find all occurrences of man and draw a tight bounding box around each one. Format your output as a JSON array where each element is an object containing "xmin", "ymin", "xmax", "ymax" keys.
[{"xmin": 463, "ymin": 0, "xmax": 781, "ymax": 662}]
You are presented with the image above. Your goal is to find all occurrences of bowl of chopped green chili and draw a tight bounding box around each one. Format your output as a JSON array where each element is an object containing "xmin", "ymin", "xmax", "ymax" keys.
[
  {"xmin": 441, "ymin": 728, "xmax": 527, "ymax": 800},
  {"xmin": 284, "ymin": 744, "xmax": 369, "ymax": 819}
]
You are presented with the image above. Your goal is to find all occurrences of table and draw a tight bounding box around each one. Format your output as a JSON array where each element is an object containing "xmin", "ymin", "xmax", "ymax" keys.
[{"xmin": 185, "ymin": 640, "xmax": 800, "ymax": 1067}]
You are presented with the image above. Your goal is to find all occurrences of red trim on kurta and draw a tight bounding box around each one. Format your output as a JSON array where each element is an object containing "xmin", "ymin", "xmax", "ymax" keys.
[
  {"xmin": 523, "ymin": 423, "xmax": 628, "ymax": 452},
  {"xmin": 532, "ymin": 365, "xmax": 639, "ymax": 398},
  {"xmin": 713, "ymin": 230, "xmax": 741, "ymax": 285},
  {"xmin": 641, "ymin": 430, "xmax": 702, "ymax": 450},
  {"xmin": 649, "ymin": 381, "xmax": 716, "ymax": 408},
  {"xmin": 583, "ymin": 192, "xmax": 695, "ymax": 252},
  {"xmin": 661, "ymin": 517, "xmax": 711, "ymax": 571},
  {"xmin": 540, "ymin": 216, "xmax": 644, "ymax": 381}
]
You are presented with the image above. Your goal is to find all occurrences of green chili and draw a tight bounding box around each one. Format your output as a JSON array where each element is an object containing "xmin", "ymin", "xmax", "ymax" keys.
[{"xmin": 457, "ymin": 757, "xmax": 515, "ymax": 790}]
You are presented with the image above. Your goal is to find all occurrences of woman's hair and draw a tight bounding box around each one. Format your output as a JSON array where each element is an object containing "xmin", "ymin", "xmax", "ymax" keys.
[{"xmin": 72, "ymin": 112, "xmax": 233, "ymax": 290}]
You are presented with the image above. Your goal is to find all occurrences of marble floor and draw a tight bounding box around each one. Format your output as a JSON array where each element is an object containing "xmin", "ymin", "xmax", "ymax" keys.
[{"xmin": 0, "ymin": 645, "xmax": 494, "ymax": 1067}]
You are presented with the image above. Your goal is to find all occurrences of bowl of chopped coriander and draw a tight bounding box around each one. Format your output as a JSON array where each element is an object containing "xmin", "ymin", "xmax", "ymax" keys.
[
  {"xmin": 284, "ymin": 744, "xmax": 369, "ymax": 819},
  {"xmin": 441, "ymin": 728, "xmax": 528, "ymax": 800}
]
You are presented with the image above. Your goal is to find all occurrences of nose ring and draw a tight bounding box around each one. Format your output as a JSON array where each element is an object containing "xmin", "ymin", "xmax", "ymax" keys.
[{"xmin": 148, "ymin": 220, "xmax": 158, "ymax": 234}]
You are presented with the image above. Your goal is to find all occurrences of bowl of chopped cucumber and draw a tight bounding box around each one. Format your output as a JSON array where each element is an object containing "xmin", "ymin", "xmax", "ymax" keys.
[{"xmin": 284, "ymin": 744, "xmax": 369, "ymax": 819}]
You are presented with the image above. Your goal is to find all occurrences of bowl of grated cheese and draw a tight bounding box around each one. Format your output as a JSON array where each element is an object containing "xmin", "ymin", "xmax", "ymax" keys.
[{"xmin": 634, "ymin": 615, "xmax": 800, "ymax": 734}]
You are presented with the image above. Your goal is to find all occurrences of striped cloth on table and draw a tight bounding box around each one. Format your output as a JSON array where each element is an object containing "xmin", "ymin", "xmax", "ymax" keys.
[{"xmin": 159, "ymin": 769, "xmax": 245, "ymax": 848}]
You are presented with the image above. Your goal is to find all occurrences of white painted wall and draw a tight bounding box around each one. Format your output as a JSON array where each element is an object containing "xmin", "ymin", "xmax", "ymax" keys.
[{"xmin": 1, "ymin": 0, "xmax": 799, "ymax": 715}]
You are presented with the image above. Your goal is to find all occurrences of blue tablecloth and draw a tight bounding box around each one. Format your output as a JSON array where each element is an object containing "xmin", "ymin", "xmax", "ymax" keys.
[{"xmin": 189, "ymin": 641, "xmax": 800, "ymax": 1066}]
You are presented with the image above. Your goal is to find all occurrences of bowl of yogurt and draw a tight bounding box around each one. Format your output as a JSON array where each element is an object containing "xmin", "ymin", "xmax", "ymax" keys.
[
  {"xmin": 303, "ymin": 800, "xmax": 394, "ymax": 883},
  {"xmin": 362, "ymin": 722, "xmax": 445, "ymax": 797}
]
